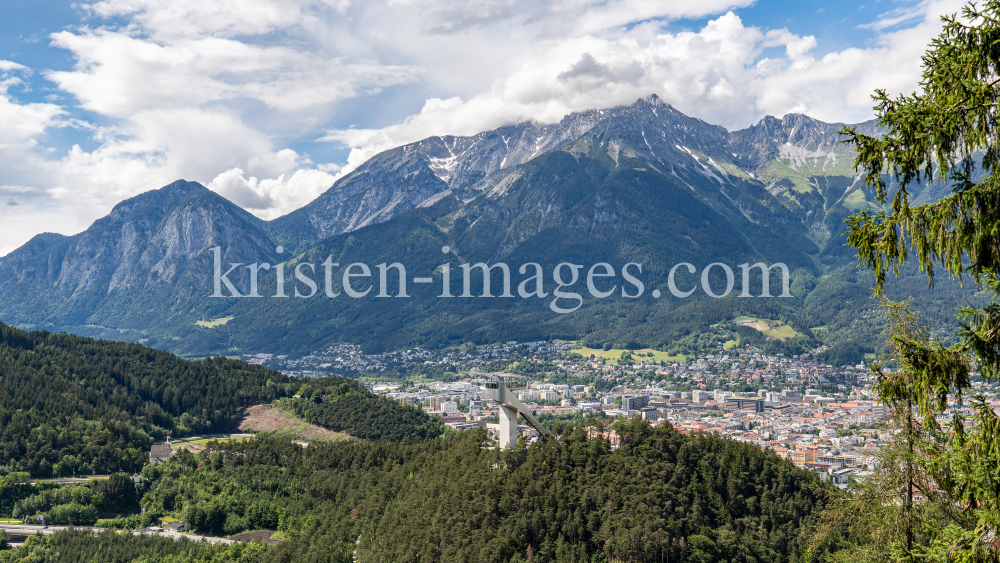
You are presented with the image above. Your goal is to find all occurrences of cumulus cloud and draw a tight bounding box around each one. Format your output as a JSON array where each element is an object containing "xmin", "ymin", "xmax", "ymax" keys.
[
  {"xmin": 207, "ymin": 166, "xmax": 336, "ymax": 217},
  {"xmin": 81, "ymin": 0, "xmax": 338, "ymax": 39},
  {"xmin": 46, "ymin": 30, "xmax": 418, "ymax": 117},
  {"xmin": 0, "ymin": 63, "xmax": 67, "ymax": 244},
  {"xmin": 0, "ymin": 61, "xmax": 28, "ymax": 72},
  {"xmin": 0, "ymin": 63, "xmax": 64, "ymax": 145},
  {"xmin": 319, "ymin": 0, "xmax": 966, "ymax": 176},
  {"xmin": 0, "ymin": 0, "xmax": 407, "ymax": 253}
]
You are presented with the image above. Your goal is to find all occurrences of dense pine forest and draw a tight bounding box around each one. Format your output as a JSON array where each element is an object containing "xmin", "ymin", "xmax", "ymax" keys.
[
  {"xmin": 280, "ymin": 380, "xmax": 444, "ymax": 441},
  {"xmin": 0, "ymin": 423, "xmax": 830, "ymax": 563},
  {"xmin": 0, "ymin": 323, "xmax": 442, "ymax": 476},
  {"xmin": 158, "ymin": 422, "xmax": 826, "ymax": 562}
]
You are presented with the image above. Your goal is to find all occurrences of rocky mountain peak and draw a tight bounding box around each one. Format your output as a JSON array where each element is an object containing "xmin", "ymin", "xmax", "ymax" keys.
[
  {"xmin": 0, "ymin": 180, "xmax": 278, "ymax": 316},
  {"xmin": 274, "ymin": 97, "xmax": 883, "ymax": 245},
  {"xmin": 728, "ymin": 113, "xmax": 874, "ymax": 173}
]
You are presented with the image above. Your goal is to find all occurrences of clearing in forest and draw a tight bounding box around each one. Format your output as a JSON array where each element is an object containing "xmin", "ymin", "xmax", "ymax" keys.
[
  {"xmin": 733, "ymin": 317, "xmax": 800, "ymax": 340},
  {"xmin": 195, "ymin": 316, "xmax": 234, "ymax": 328},
  {"xmin": 237, "ymin": 404, "xmax": 350, "ymax": 442}
]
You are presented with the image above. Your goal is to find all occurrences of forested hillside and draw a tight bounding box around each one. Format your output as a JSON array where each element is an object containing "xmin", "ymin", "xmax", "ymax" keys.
[
  {"xmin": 0, "ymin": 324, "xmax": 442, "ymax": 476},
  {"xmin": 280, "ymin": 378, "xmax": 444, "ymax": 441},
  {"xmin": 7, "ymin": 472, "xmax": 139, "ymax": 525},
  {"xmin": 124, "ymin": 420, "xmax": 828, "ymax": 562}
]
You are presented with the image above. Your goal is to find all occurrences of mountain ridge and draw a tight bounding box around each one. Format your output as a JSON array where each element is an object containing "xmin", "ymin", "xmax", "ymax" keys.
[
  {"xmin": 271, "ymin": 95, "xmax": 879, "ymax": 248},
  {"xmin": 0, "ymin": 96, "xmax": 944, "ymax": 363}
]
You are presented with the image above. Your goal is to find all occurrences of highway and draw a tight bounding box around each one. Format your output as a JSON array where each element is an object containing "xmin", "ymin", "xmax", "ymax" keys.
[{"xmin": 1, "ymin": 524, "xmax": 234, "ymax": 546}]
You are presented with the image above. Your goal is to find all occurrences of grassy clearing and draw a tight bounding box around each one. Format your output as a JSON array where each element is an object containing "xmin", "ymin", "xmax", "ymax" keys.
[
  {"xmin": 734, "ymin": 317, "xmax": 801, "ymax": 340},
  {"xmin": 757, "ymin": 160, "xmax": 814, "ymax": 194},
  {"xmin": 168, "ymin": 434, "xmax": 253, "ymax": 455},
  {"xmin": 174, "ymin": 436, "xmax": 252, "ymax": 446},
  {"xmin": 712, "ymin": 160, "xmax": 752, "ymax": 180},
  {"xmin": 195, "ymin": 316, "xmax": 234, "ymax": 328},
  {"xmin": 764, "ymin": 325, "xmax": 799, "ymax": 339},
  {"xmin": 573, "ymin": 346, "xmax": 690, "ymax": 364},
  {"xmin": 240, "ymin": 402, "xmax": 350, "ymax": 443},
  {"xmin": 842, "ymin": 189, "xmax": 869, "ymax": 211},
  {"xmin": 724, "ymin": 339, "xmax": 739, "ymax": 350}
]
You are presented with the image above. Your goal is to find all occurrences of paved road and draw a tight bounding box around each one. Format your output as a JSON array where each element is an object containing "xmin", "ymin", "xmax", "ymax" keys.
[
  {"xmin": 157, "ymin": 434, "xmax": 254, "ymax": 445},
  {"xmin": 0, "ymin": 524, "xmax": 234, "ymax": 545},
  {"xmin": 29, "ymin": 476, "xmax": 109, "ymax": 485}
]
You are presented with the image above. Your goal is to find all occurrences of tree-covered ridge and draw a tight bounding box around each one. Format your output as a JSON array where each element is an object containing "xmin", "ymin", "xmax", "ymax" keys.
[
  {"xmin": 136, "ymin": 421, "xmax": 827, "ymax": 563},
  {"xmin": 0, "ymin": 323, "xmax": 281, "ymax": 475},
  {"xmin": 0, "ymin": 323, "xmax": 443, "ymax": 476},
  {"xmin": 280, "ymin": 381, "xmax": 444, "ymax": 441}
]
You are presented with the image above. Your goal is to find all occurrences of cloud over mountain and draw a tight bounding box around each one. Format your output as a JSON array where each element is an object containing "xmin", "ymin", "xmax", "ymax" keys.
[{"xmin": 0, "ymin": 0, "xmax": 967, "ymax": 256}]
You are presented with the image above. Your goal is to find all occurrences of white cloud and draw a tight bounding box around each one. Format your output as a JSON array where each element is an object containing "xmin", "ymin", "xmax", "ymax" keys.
[
  {"xmin": 0, "ymin": 65, "xmax": 63, "ymax": 146},
  {"xmin": 82, "ymin": 0, "xmax": 334, "ymax": 39},
  {"xmin": 320, "ymin": 0, "xmax": 966, "ymax": 177},
  {"xmin": 47, "ymin": 30, "xmax": 418, "ymax": 117},
  {"xmin": 569, "ymin": 0, "xmax": 758, "ymax": 34},
  {"xmin": 207, "ymin": 166, "xmax": 336, "ymax": 218},
  {"xmin": 0, "ymin": 66, "xmax": 67, "ymax": 246},
  {"xmin": 0, "ymin": 93, "xmax": 64, "ymax": 146},
  {"xmin": 860, "ymin": 3, "xmax": 928, "ymax": 31},
  {"xmin": 0, "ymin": 60, "xmax": 27, "ymax": 72},
  {"xmin": 38, "ymin": 108, "xmax": 273, "ymax": 205}
]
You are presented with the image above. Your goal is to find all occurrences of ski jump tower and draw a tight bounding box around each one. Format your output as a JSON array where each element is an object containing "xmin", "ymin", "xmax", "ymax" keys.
[{"xmin": 484, "ymin": 373, "xmax": 548, "ymax": 449}]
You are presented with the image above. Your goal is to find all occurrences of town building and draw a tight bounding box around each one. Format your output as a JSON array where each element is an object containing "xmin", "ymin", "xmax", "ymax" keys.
[{"xmin": 149, "ymin": 444, "xmax": 172, "ymax": 464}]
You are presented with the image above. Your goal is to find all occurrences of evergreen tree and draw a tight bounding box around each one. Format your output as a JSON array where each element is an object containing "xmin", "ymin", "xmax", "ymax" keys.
[{"xmin": 826, "ymin": 1, "xmax": 1000, "ymax": 560}]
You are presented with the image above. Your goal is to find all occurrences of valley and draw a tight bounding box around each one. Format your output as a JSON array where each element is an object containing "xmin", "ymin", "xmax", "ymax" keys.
[{"xmin": 6, "ymin": 0, "xmax": 1000, "ymax": 558}]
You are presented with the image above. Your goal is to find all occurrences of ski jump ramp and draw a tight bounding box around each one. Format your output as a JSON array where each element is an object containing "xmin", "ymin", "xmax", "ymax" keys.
[{"xmin": 483, "ymin": 373, "xmax": 548, "ymax": 449}]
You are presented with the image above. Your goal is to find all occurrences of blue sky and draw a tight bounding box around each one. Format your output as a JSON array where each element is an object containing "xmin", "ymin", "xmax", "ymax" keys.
[
  {"xmin": 683, "ymin": 1, "xmax": 884, "ymax": 53},
  {"xmin": 0, "ymin": 0, "xmax": 964, "ymax": 254}
]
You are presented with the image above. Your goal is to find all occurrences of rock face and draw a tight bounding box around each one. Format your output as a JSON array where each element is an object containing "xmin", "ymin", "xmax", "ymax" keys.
[
  {"xmin": 0, "ymin": 232, "xmax": 67, "ymax": 282},
  {"xmin": 278, "ymin": 96, "xmax": 882, "ymax": 245},
  {"xmin": 728, "ymin": 114, "xmax": 872, "ymax": 172},
  {"xmin": 0, "ymin": 181, "xmax": 279, "ymax": 325},
  {"xmin": 0, "ymin": 96, "xmax": 933, "ymax": 356},
  {"xmin": 274, "ymin": 108, "xmax": 611, "ymax": 242}
]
